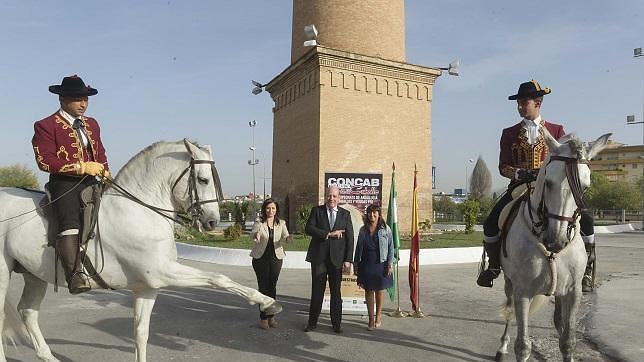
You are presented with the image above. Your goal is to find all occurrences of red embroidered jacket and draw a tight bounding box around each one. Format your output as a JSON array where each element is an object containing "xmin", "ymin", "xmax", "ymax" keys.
[
  {"xmin": 32, "ymin": 112, "xmax": 109, "ymax": 176},
  {"xmin": 499, "ymin": 120, "xmax": 565, "ymax": 181}
]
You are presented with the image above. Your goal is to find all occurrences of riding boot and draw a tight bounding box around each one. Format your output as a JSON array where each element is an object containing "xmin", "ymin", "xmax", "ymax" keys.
[
  {"xmin": 477, "ymin": 240, "xmax": 502, "ymax": 288},
  {"xmin": 56, "ymin": 234, "xmax": 90, "ymax": 295},
  {"xmin": 582, "ymin": 242, "xmax": 595, "ymax": 293}
]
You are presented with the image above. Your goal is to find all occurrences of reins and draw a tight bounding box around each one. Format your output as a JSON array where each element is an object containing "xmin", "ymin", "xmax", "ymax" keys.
[
  {"xmin": 518, "ymin": 154, "xmax": 589, "ymax": 296},
  {"xmin": 525, "ymin": 155, "xmax": 588, "ymax": 242},
  {"xmin": 0, "ymin": 176, "xmax": 90, "ymax": 223}
]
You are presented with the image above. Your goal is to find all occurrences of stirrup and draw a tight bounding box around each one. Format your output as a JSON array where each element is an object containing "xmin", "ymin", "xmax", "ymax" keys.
[
  {"xmin": 477, "ymin": 268, "xmax": 501, "ymax": 288},
  {"xmin": 68, "ymin": 272, "xmax": 91, "ymax": 295}
]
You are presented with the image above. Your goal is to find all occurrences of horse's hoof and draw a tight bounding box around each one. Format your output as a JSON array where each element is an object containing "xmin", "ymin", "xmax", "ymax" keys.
[
  {"xmin": 262, "ymin": 301, "xmax": 282, "ymax": 315},
  {"xmin": 494, "ymin": 351, "xmax": 506, "ymax": 361}
]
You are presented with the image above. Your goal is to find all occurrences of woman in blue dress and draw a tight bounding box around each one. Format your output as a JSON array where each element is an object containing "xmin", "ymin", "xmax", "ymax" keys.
[{"xmin": 353, "ymin": 204, "xmax": 394, "ymax": 330}]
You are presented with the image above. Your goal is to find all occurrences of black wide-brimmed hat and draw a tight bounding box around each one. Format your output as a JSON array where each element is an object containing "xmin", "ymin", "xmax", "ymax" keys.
[
  {"xmin": 508, "ymin": 79, "xmax": 551, "ymax": 100},
  {"xmin": 49, "ymin": 75, "xmax": 98, "ymax": 97}
]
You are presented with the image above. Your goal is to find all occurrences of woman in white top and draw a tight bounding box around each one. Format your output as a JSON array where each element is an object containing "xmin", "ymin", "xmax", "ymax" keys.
[{"xmin": 250, "ymin": 198, "xmax": 292, "ymax": 329}]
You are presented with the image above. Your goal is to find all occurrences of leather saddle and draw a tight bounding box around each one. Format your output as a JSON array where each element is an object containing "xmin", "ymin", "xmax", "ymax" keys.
[
  {"xmin": 498, "ymin": 183, "xmax": 529, "ymax": 230},
  {"xmin": 38, "ymin": 183, "xmax": 103, "ymax": 247}
]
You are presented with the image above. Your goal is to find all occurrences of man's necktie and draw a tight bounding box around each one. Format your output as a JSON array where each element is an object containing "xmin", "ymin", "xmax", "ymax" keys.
[
  {"xmin": 329, "ymin": 209, "xmax": 336, "ymax": 229},
  {"xmin": 72, "ymin": 119, "xmax": 90, "ymax": 150}
]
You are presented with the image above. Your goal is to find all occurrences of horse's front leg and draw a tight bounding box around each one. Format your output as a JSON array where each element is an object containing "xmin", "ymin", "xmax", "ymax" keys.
[
  {"xmin": 18, "ymin": 273, "xmax": 59, "ymax": 362},
  {"xmin": 513, "ymin": 295, "xmax": 531, "ymax": 362},
  {"xmin": 133, "ymin": 288, "xmax": 159, "ymax": 362},
  {"xmin": 559, "ymin": 290, "xmax": 581, "ymax": 362},
  {"xmin": 159, "ymin": 262, "xmax": 282, "ymax": 315}
]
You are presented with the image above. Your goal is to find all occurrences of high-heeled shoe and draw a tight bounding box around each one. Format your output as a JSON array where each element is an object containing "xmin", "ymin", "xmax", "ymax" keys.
[
  {"xmin": 259, "ymin": 319, "xmax": 269, "ymax": 330},
  {"xmin": 374, "ymin": 315, "xmax": 382, "ymax": 328},
  {"xmin": 268, "ymin": 316, "xmax": 278, "ymax": 328}
]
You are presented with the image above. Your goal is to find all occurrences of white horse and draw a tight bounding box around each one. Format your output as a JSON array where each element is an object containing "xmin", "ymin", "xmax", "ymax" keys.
[
  {"xmin": 0, "ymin": 139, "xmax": 281, "ymax": 362},
  {"xmin": 496, "ymin": 131, "xmax": 610, "ymax": 362}
]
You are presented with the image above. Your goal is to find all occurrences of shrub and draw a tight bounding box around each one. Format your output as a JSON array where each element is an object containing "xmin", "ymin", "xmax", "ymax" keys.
[
  {"xmin": 223, "ymin": 224, "xmax": 243, "ymax": 240},
  {"xmin": 0, "ymin": 164, "xmax": 39, "ymax": 188},
  {"xmin": 296, "ymin": 203, "xmax": 313, "ymax": 233},
  {"xmin": 462, "ymin": 199, "xmax": 480, "ymax": 234},
  {"xmin": 419, "ymin": 219, "xmax": 432, "ymax": 232}
]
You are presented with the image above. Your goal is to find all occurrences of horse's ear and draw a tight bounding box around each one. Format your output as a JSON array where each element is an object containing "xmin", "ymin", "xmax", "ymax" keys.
[
  {"xmin": 543, "ymin": 128, "xmax": 562, "ymax": 153},
  {"xmin": 586, "ymin": 133, "xmax": 612, "ymax": 160},
  {"xmin": 203, "ymin": 144, "xmax": 214, "ymax": 160},
  {"xmin": 183, "ymin": 139, "xmax": 200, "ymax": 158}
]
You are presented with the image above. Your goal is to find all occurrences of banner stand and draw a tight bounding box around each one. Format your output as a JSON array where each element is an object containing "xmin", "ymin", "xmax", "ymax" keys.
[{"xmin": 321, "ymin": 274, "xmax": 367, "ymax": 315}]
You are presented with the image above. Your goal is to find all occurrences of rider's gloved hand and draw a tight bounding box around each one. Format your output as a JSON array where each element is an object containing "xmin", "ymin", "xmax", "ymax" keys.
[
  {"xmin": 79, "ymin": 161, "xmax": 105, "ymax": 176},
  {"xmin": 516, "ymin": 168, "xmax": 538, "ymax": 183}
]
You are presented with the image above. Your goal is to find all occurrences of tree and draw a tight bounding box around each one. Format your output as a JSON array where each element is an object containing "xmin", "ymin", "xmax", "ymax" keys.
[
  {"xmin": 240, "ymin": 200, "xmax": 259, "ymax": 223},
  {"xmin": 433, "ymin": 195, "xmax": 457, "ymax": 215},
  {"xmin": 586, "ymin": 173, "xmax": 642, "ymax": 210},
  {"xmin": 462, "ymin": 199, "xmax": 480, "ymax": 233},
  {"xmin": 0, "ymin": 164, "xmax": 40, "ymax": 188},
  {"xmin": 469, "ymin": 156, "xmax": 492, "ymax": 201},
  {"xmin": 477, "ymin": 196, "xmax": 495, "ymax": 223}
]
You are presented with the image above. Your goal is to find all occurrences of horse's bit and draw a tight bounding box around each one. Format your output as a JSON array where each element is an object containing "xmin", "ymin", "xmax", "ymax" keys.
[{"xmin": 528, "ymin": 155, "xmax": 589, "ymax": 242}]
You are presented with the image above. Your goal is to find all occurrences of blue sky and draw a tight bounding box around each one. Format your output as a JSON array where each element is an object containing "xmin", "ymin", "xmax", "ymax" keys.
[{"xmin": 1, "ymin": 1, "xmax": 643, "ymax": 196}]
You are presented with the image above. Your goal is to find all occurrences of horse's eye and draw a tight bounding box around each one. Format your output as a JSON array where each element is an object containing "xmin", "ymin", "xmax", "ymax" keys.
[{"xmin": 197, "ymin": 177, "xmax": 209, "ymax": 185}]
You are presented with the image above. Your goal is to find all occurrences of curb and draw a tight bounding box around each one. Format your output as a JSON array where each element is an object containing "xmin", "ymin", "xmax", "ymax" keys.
[
  {"xmin": 176, "ymin": 243, "xmax": 482, "ymax": 269},
  {"xmin": 176, "ymin": 223, "xmax": 634, "ymax": 268}
]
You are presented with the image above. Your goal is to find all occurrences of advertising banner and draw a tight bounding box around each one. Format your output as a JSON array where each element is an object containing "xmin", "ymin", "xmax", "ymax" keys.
[
  {"xmin": 325, "ymin": 172, "xmax": 383, "ymax": 214},
  {"xmin": 322, "ymin": 172, "xmax": 383, "ymax": 316}
]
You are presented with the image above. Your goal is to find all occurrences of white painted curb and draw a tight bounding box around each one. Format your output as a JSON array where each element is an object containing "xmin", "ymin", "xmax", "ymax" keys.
[
  {"xmin": 176, "ymin": 223, "xmax": 635, "ymax": 269},
  {"xmin": 176, "ymin": 243, "xmax": 482, "ymax": 269}
]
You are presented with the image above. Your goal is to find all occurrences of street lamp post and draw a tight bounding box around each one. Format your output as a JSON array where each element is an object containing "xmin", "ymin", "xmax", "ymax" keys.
[
  {"xmin": 465, "ymin": 158, "xmax": 474, "ymax": 197},
  {"xmin": 248, "ymin": 121, "xmax": 259, "ymax": 201},
  {"xmin": 257, "ymin": 150, "xmax": 271, "ymax": 201},
  {"xmin": 628, "ymin": 47, "xmax": 644, "ymax": 230}
]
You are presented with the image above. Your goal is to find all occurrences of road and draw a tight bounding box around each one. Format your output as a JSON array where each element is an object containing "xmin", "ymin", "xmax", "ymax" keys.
[{"xmin": 4, "ymin": 232, "xmax": 642, "ymax": 361}]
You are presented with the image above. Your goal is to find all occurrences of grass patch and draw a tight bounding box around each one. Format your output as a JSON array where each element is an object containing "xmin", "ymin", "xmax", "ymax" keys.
[{"xmin": 177, "ymin": 228, "xmax": 483, "ymax": 250}]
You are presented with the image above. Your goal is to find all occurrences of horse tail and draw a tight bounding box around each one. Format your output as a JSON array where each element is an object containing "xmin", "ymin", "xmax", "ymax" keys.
[
  {"xmin": 500, "ymin": 294, "xmax": 548, "ymax": 321},
  {"xmin": 500, "ymin": 296, "xmax": 514, "ymax": 321},
  {"xmin": 2, "ymin": 297, "xmax": 29, "ymax": 346},
  {"xmin": 529, "ymin": 295, "xmax": 550, "ymax": 315}
]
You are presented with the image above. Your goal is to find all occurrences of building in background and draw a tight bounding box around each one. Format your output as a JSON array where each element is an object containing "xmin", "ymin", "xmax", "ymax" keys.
[
  {"xmin": 589, "ymin": 140, "xmax": 644, "ymax": 183},
  {"xmin": 266, "ymin": 0, "xmax": 442, "ymax": 231}
]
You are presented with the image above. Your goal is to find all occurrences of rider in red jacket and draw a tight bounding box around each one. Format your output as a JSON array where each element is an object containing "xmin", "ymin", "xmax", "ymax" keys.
[
  {"xmin": 32, "ymin": 75, "xmax": 109, "ymax": 294},
  {"xmin": 477, "ymin": 80, "xmax": 596, "ymax": 291}
]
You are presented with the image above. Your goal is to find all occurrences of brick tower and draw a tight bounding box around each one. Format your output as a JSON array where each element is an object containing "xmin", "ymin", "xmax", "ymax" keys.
[{"xmin": 266, "ymin": 0, "xmax": 441, "ymax": 231}]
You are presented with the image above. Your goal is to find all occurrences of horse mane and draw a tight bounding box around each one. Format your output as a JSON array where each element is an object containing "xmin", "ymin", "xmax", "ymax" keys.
[
  {"xmin": 118, "ymin": 139, "xmax": 204, "ymax": 174},
  {"xmin": 118, "ymin": 140, "xmax": 181, "ymax": 174}
]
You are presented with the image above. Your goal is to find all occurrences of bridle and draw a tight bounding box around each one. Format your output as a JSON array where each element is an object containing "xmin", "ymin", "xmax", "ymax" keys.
[
  {"xmin": 527, "ymin": 155, "xmax": 588, "ymax": 242},
  {"xmin": 170, "ymin": 157, "xmax": 223, "ymax": 224},
  {"xmin": 108, "ymin": 144, "xmax": 223, "ymax": 228}
]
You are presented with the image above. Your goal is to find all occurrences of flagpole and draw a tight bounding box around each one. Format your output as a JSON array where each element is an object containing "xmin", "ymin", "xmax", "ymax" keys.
[
  {"xmin": 410, "ymin": 164, "xmax": 425, "ymax": 318},
  {"xmin": 387, "ymin": 162, "xmax": 406, "ymax": 318},
  {"xmin": 410, "ymin": 266, "xmax": 425, "ymax": 318},
  {"xmin": 390, "ymin": 261, "xmax": 407, "ymax": 317}
]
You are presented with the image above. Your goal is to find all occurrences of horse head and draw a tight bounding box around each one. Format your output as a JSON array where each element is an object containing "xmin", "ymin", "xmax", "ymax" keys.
[
  {"xmin": 169, "ymin": 139, "xmax": 223, "ymax": 231},
  {"xmin": 537, "ymin": 130, "xmax": 611, "ymax": 249}
]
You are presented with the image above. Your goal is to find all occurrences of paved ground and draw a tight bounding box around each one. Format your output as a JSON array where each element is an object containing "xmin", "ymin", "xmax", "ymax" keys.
[{"xmin": 3, "ymin": 232, "xmax": 642, "ymax": 361}]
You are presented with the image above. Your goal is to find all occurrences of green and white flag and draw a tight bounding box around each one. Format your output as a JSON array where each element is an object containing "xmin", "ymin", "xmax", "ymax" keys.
[{"xmin": 386, "ymin": 163, "xmax": 401, "ymax": 302}]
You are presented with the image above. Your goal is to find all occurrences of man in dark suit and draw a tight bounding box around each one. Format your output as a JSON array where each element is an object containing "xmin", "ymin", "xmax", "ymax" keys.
[{"xmin": 304, "ymin": 186, "xmax": 354, "ymax": 333}]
